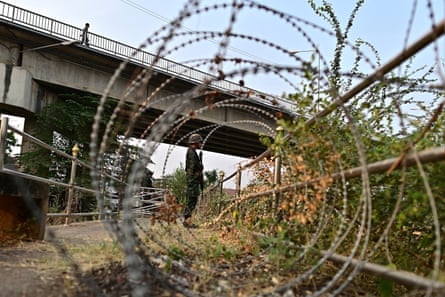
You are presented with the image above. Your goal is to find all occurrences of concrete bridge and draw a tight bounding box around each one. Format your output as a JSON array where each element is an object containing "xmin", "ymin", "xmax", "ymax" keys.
[{"xmin": 0, "ymin": 1, "xmax": 295, "ymax": 158}]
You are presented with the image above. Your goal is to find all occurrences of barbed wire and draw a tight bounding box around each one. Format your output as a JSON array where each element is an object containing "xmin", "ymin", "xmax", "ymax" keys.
[{"xmin": 2, "ymin": 0, "xmax": 445, "ymax": 296}]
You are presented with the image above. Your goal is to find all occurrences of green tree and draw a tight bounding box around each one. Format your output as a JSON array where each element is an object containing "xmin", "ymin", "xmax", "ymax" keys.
[
  {"xmin": 20, "ymin": 93, "xmax": 118, "ymax": 176},
  {"xmin": 19, "ymin": 93, "xmax": 119, "ymax": 212},
  {"xmin": 165, "ymin": 163, "xmax": 187, "ymax": 204},
  {"xmin": 5, "ymin": 129, "xmax": 18, "ymax": 156},
  {"xmin": 204, "ymin": 169, "xmax": 218, "ymax": 188},
  {"xmin": 165, "ymin": 165, "xmax": 220, "ymax": 204}
]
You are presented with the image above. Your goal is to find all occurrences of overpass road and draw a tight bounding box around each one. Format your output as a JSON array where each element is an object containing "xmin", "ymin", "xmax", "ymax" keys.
[{"xmin": 0, "ymin": 2, "xmax": 296, "ymax": 158}]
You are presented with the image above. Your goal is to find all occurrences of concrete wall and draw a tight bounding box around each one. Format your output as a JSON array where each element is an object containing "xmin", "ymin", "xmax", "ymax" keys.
[
  {"xmin": 1, "ymin": 64, "xmax": 32, "ymax": 108},
  {"xmin": 0, "ymin": 36, "xmax": 275, "ymax": 138},
  {"xmin": 22, "ymin": 51, "xmax": 129, "ymax": 100}
]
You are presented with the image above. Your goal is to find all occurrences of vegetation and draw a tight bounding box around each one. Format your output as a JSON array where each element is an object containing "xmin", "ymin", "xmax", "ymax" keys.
[
  {"xmin": 4, "ymin": 1, "xmax": 444, "ymax": 295},
  {"xmin": 5, "ymin": 128, "xmax": 18, "ymax": 156},
  {"xmin": 164, "ymin": 164, "xmax": 187, "ymax": 204},
  {"xmin": 195, "ymin": 2, "xmax": 445, "ymax": 296},
  {"xmin": 163, "ymin": 164, "xmax": 219, "ymax": 205},
  {"xmin": 18, "ymin": 94, "xmax": 125, "ymax": 214}
]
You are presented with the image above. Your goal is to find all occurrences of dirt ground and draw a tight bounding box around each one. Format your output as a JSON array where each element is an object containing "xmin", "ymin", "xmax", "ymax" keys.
[
  {"xmin": 0, "ymin": 218, "xmax": 210, "ymax": 297},
  {"xmin": 0, "ymin": 221, "xmax": 117, "ymax": 297},
  {"xmin": 0, "ymin": 219, "xmax": 421, "ymax": 297}
]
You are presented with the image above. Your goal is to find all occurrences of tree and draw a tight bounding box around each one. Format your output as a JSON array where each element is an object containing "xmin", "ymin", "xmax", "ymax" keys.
[
  {"xmin": 164, "ymin": 164, "xmax": 219, "ymax": 204},
  {"xmin": 18, "ymin": 93, "xmax": 119, "ymax": 213},
  {"xmin": 164, "ymin": 164, "xmax": 187, "ymax": 204},
  {"xmin": 204, "ymin": 169, "xmax": 218, "ymax": 188}
]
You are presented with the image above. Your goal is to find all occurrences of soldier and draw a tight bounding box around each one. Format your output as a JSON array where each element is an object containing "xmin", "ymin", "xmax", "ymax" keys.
[
  {"xmin": 142, "ymin": 168, "xmax": 154, "ymax": 189},
  {"xmin": 81, "ymin": 23, "xmax": 90, "ymax": 46},
  {"xmin": 141, "ymin": 168, "xmax": 156, "ymax": 210},
  {"xmin": 183, "ymin": 133, "xmax": 204, "ymax": 228}
]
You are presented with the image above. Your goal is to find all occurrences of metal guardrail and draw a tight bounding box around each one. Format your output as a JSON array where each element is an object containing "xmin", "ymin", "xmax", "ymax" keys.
[
  {"xmin": 0, "ymin": 0, "xmax": 296, "ymax": 113},
  {"xmin": 0, "ymin": 116, "xmax": 96, "ymax": 224},
  {"xmin": 0, "ymin": 116, "xmax": 167, "ymax": 223},
  {"xmin": 0, "ymin": 116, "xmax": 96, "ymax": 193}
]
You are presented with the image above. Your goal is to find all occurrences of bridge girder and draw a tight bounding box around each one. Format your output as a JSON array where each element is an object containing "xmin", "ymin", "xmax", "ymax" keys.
[{"xmin": 0, "ymin": 19, "xmax": 295, "ymax": 158}]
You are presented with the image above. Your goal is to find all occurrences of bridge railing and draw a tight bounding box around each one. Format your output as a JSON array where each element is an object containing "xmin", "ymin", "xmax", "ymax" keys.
[
  {"xmin": 0, "ymin": 1, "xmax": 80, "ymax": 42},
  {"xmin": 0, "ymin": 0, "xmax": 296, "ymax": 113}
]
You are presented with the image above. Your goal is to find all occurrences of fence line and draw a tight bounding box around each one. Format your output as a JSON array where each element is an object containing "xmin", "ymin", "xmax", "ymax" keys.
[
  {"xmin": 0, "ymin": 116, "xmax": 166, "ymax": 224},
  {"xmin": 202, "ymin": 18, "xmax": 445, "ymax": 291},
  {"xmin": 215, "ymin": 146, "xmax": 444, "ymax": 214},
  {"xmin": 217, "ymin": 17, "xmax": 445, "ymax": 192}
]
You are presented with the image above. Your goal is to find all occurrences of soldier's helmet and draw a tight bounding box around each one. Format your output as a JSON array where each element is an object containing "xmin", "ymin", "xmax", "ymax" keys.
[{"xmin": 188, "ymin": 133, "xmax": 203, "ymax": 144}]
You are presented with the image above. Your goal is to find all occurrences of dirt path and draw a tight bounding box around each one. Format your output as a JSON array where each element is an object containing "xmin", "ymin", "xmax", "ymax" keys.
[
  {"xmin": 0, "ymin": 219, "xmax": 383, "ymax": 297},
  {"xmin": 0, "ymin": 218, "xmax": 216, "ymax": 297},
  {"xmin": 0, "ymin": 221, "xmax": 115, "ymax": 297}
]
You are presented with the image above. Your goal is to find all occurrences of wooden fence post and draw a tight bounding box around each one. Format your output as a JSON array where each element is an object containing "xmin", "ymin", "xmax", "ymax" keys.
[
  {"xmin": 273, "ymin": 126, "xmax": 283, "ymax": 216},
  {"xmin": 218, "ymin": 170, "xmax": 225, "ymax": 214},
  {"xmin": 65, "ymin": 143, "xmax": 79, "ymax": 225},
  {"xmin": 235, "ymin": 163, "xmax": 241, "ymax": 198}
]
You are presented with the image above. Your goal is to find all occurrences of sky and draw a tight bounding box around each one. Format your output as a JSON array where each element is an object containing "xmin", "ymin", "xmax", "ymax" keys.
[
  {"xmin": 3, "ymin": 0, "xmax": 445, "ymax": 187},
  {"xmin": 6, "ymin": 0, "xmax": 444, "ymax": 92}
]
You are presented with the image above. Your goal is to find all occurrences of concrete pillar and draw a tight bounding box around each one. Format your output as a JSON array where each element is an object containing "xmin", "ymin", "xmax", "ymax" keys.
[{"xmin": 0, "ymin": 173, "xmax": 49, "ymax": 240}]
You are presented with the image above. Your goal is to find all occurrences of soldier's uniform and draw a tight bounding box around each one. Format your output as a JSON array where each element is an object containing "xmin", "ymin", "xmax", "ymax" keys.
[{"xmin": 184, "ymin": 134, "xmax": 204, "ymax": 227}]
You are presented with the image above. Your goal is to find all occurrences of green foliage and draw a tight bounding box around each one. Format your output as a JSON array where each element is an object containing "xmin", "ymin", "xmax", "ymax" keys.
[
  {"xmin": 5, "ymin": 130, "xmax": 18, "ymax": 155},
  {"xmin": 18, "ymin": 93, "xmax": 119, "ymax": 213},
  {"xmin": 377, "ymin": 278, "xmax": 393, "ymax": 297},
  {"xmin": 165, "ymin": 164, "xmax": 187, "ymax": 204},
  {"xmin": 165, "ymin": 164, "xmax": 220, "ymax": 204},
  {"xmin": 19, "ymin": 93, "xmax": 118, "ymax": 177},
  {"xmin": 204, "ymin": 169, "xmax": 218, "ymax": 188},
  {"xmin": 204, "ymin": 234, "xmax": 237, "ymax": 262},
  {"xmin": 168, "ymin": 245, "xmax": 185, "ymax": 261}
]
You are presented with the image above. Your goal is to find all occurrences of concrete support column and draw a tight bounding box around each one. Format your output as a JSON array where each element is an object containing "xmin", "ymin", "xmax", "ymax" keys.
[{"xmin": 0, "ymin": 173, "xmax": 49, "ymax": 240}]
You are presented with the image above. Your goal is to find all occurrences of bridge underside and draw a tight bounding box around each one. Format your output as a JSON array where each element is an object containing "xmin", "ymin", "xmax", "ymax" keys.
[
  {"xmin": 0, "ymin": 82, "xmax": 268, "ymax": 158},
  {"xmin": 118, "ymin": 107, "xmax": 269, "ymax": 158},
  {"xmin": 39, "ymin": 79, "xmax": 270, "ymax": 157},
  {"xmin": 0, "ymin": 19, "xmax": 279, "ymax": 158}
]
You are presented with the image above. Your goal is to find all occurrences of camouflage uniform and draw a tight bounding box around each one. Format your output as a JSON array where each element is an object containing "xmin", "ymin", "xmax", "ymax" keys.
[{"xmin": 184, "ymin": 146, "xmax": 203, "ymax": 221}]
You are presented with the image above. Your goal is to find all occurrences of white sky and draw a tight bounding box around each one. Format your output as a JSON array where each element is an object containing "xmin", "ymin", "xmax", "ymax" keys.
[
  {"xmin": 4, "ymin": 0, "xmax": 445, "ymax": 187},
  {"xmin": 1, "ymin": 114, "xmax": 24, "ymax": 153}
]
